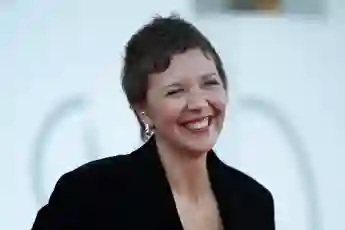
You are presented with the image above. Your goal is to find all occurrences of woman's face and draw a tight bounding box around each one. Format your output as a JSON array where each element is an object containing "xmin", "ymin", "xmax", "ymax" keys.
[{"xmin": 142, "ymin": 48, "xmax": 228, "ymax": 155}]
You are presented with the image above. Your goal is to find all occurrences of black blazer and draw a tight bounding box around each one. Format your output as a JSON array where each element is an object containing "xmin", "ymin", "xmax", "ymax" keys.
[{"xmin": 32, "ymin": 136, "xmax": 275, "ymax": 230}]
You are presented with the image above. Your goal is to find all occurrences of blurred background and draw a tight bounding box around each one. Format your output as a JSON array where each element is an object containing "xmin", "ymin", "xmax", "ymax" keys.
[{"xmin": 0, "ymin": 0, "xmax": 344, "ymax": 229}]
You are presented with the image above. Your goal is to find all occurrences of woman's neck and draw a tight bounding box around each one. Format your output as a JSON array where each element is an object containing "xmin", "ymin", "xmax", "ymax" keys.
[{"xmin": 155, "ymin": 137, "xmax": 211, "ymax": 202}]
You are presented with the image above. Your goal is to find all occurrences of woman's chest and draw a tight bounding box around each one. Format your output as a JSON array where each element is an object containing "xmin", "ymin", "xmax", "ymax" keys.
[{"xmin": 173, "ymin": 192, "xmax": 224, "ymax": 230}]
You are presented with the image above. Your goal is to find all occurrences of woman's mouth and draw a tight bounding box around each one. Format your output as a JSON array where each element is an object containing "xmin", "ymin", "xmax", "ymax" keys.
[{"xmin": 180, "ymin": 116, "xmax": 212, "ymax": 132}]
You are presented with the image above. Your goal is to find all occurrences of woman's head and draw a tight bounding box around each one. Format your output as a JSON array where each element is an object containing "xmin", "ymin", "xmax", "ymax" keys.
[{"xmin": 121, "ymin": 15, "xmax": 228, "ymax": 154}]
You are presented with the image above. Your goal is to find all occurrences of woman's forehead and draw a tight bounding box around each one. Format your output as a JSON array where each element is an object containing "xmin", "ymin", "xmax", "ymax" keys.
[{"xmin": 148, "ymin": 49, "xmax": 218, "ymax": 88}]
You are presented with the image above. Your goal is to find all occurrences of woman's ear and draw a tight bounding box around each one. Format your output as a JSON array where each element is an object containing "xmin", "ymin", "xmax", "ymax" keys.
[{"xmin": 133, "ymin": 104, "xmax": 153, "ymax": 126}]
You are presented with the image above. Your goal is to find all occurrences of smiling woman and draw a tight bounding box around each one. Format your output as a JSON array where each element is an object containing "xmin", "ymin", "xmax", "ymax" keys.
[{"xmin": 31, "ymin": 15, "xmax": 275, "ymax": 230}]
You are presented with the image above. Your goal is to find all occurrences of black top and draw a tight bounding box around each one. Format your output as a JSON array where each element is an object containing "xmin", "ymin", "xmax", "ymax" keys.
[{"xmin": 31, "ymin": 136, "xmax": 275, "ymax": 230}]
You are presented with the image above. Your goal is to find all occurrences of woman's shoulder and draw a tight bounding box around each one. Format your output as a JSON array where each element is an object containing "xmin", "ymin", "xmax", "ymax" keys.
[
  {"xmin": 62, "ymin": 153, "xmax": 136, "ymax": 185},
  {"xmin": 33, "ymin": 153, "xmax": 140, "ymax": 229},
  {"xmin": 218, "ymin": 161, "xmax": 273, "ymax": 199},
  {"xmin": 57, "ymin": 140, "xmax": 154, "ymax": 189}
]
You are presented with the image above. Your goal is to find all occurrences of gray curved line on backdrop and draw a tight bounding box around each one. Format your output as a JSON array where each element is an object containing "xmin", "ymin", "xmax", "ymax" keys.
[
  {"xmin": 239, "ymin": 97, "xmax": 322, "ymax": 230},
  {"xmin": 31, "ymin": 96, "xmax": 99, "ymax": 205}
]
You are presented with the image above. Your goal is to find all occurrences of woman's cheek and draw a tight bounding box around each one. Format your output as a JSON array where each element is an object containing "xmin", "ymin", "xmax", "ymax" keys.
[{"xmin": 207, "ymin": 90, "xmax": 228, "ymax": 113}]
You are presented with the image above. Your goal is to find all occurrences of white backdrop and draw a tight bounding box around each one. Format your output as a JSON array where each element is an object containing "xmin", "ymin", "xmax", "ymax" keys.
[{"xmin": 0, "ymin": 0, "xmax": 344, "ymax": 229}]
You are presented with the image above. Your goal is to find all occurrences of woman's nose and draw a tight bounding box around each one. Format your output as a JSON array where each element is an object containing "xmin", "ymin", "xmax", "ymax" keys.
[{"xmin": 186, "ymin": 90, "xmax": 208, "ymax": 111}]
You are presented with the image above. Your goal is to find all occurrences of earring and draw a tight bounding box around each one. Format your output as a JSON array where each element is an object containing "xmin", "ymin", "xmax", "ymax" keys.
[
  {"xmin": 141, "ymin": 111, "xmax": 153, "ymax": 139},
  {"xmin": 144, "ymin": 123, "xmax": 152, "ymax": 139}
]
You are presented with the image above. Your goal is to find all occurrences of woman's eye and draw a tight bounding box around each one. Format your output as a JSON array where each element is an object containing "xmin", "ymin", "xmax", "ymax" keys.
[
  {"xmin": 166, "ymin": 89, "xmax": 184, "ymax": 96},
  {"xmin": 204, "ymin": 80, "xmax": 220, "ymax": 86}
]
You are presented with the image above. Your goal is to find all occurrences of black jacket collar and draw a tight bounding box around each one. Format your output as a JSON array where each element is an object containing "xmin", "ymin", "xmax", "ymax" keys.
[{"xmin": 131, "ymin": 135, "xmax": 238, "ymax": 230}]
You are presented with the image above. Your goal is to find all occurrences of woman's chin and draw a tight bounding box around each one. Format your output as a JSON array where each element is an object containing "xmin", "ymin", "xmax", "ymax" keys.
[
  {"xmin": 178, "ymin": 138, "xmax": 217, "ymax": 156},
  {"xmin": 177, "ymin": 128, "xmax": 219, "ymax": 153}
]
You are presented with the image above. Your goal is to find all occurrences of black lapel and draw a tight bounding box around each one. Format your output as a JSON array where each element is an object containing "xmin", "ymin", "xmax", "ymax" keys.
[
  {"xmin": 132, "ymin": 136, "xmax": 242, "ymax": 230},
  {"xmin": 207, "ymin": 150, "xmax": 241, "ymax": 230},
  {"xmin": 132, "ymin": 136, "xmax": 184, "ymax": 230}
]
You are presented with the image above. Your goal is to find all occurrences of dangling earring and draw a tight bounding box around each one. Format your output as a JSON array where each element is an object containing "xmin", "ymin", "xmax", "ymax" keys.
[
  {"xmin": 144, "ymin": 123, "xmax": 151, "ymax": 139},
  {"xmin": 141, "ymin": 111, "xmax": 153, "ymax": 139}
]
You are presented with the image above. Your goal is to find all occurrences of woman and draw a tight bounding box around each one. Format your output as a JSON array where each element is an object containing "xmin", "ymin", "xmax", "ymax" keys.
[{"xmin": 31, "ymin": 15, "xmax": 275, "ymax": 230}]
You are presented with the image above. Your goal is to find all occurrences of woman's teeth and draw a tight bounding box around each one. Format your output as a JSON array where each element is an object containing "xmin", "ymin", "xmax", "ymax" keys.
[{"xmin": 184, "ymin": 117, "xmax": 209, "ymax": 130}]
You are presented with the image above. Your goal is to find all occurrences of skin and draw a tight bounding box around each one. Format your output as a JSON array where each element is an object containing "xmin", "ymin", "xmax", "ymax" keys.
[{"xmin": 136, "ymin": 48, "xmax": 228, "ymax": 230}]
